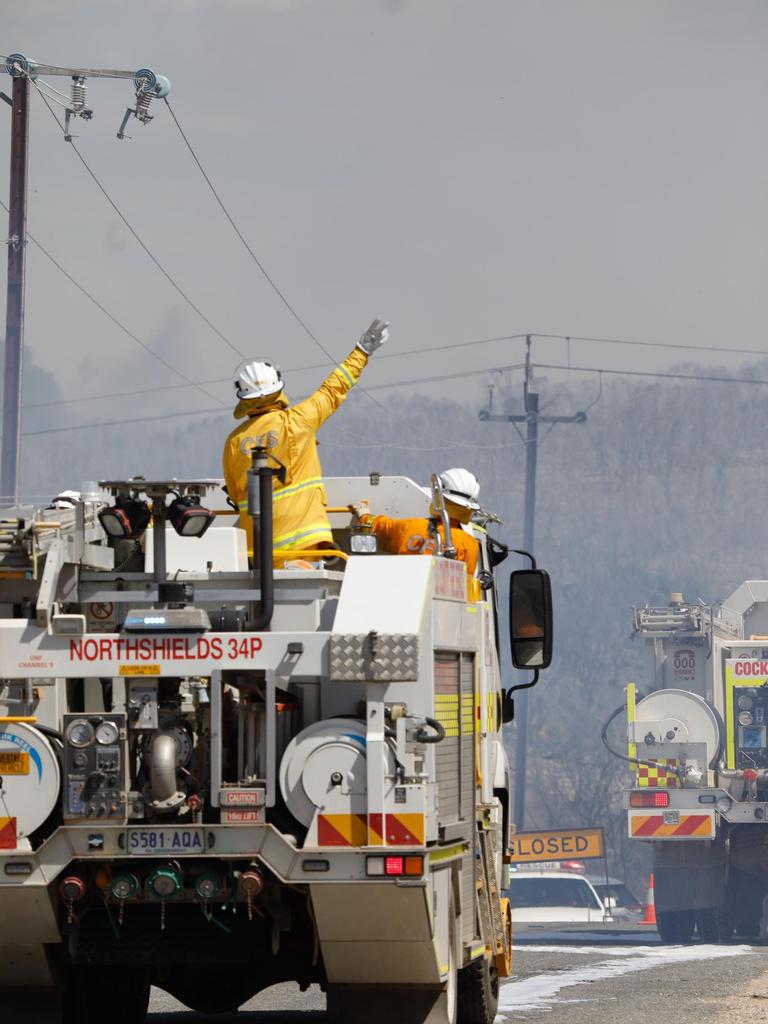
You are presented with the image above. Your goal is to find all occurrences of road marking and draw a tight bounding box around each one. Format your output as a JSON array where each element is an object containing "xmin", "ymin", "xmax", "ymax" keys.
[{"xmin": 496, "ymin": 944, "xmax": 753, "ymax": 1016}]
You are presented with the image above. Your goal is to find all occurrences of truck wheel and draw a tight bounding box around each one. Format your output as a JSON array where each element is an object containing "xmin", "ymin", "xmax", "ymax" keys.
[
  {"xmin": 64, "ymin": 969, "xmax": 150, "ymax": 1024},
  {"xmin": 458, "ymin": 956, "xmax": 499, "ymax": 1024},
  {"xmin": 696, "ymin": 907, "xmax": 723, "ymax": 944},
  {"xmin": 656, "ymin": 909, "xmax": 695, "ymax": 944}
]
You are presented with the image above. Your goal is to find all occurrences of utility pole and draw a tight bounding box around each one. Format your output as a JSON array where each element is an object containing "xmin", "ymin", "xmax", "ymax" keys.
[
  {"xmin": 1, "ymin": 74, "xmax": 30, "ymax": 503},
  {"xmin": 0, "ymin": 53, "xmax": 170, "ymax": 503},
  {"xmin": 480, "ymin": 335, "xmax": 587, "ymax": 829}
]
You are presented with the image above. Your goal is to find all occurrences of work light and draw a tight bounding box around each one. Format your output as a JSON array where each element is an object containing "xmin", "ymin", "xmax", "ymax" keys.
[
  {"xmin": 98, "ymin": 496, "xmax": 151, "ymax": 539},
  {"xmin": 168, "ymin": 496, "xmax": 216, "ymax": 538}
]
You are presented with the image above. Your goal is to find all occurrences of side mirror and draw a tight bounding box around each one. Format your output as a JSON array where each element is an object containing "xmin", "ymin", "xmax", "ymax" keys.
[
  {"xmin": 604, "ymin": 895, "xmax": 617, "ymax": 910},
  {"xmin": 509, "ymin": 569, "xmax": 553, "ymax": 670}
]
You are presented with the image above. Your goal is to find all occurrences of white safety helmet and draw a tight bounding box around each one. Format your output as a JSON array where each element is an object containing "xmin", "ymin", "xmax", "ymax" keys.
[
  {"xmin": 439, "ymin": 468, "xmax": 480, "ymax": 511},
  {"xmin": 50, "ymin": 489, "xmax": 81, "ymax": 509},
  {"xmin": 234, "ymin": 360, "xmax": 284, "ymax": 401}
]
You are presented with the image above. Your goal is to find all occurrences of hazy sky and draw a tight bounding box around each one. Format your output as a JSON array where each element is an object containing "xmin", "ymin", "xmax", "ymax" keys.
[{"xmin": 2, "ymin": 0, "xmax": 767, "ymax": 434}]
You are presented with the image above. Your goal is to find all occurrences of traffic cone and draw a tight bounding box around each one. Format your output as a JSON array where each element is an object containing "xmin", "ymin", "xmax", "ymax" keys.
[{"xmin": 639, "ymin": 873, "xmax": 657, "ymax": 926}]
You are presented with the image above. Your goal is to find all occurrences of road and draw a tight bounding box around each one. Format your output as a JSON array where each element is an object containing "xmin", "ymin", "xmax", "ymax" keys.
[{"xmin": 145, "ymin": 925, "xmax": 768, "ymax": 1023}]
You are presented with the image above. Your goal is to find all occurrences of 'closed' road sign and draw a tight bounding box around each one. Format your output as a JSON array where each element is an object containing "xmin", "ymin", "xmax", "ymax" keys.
[{"xmin": 508, "ymin": 827, "xmax": 605, "ymax": 863}]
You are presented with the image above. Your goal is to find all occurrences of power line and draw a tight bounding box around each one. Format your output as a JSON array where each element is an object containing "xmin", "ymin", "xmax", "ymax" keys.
[
  {"xmin": 164, "ymin": 97, "xmax": 326, "ymax": 359},
  {"xmin": 22, "ymin": 363, "xmax": 530, "ymax": 448},
  {"xmin": 160, "ymin": 94, "xmax": 482, "ymax": 446},
  {"xmin": 0, "ymin": 199, "xmax": 227, "ymax": 408},
  {"xmin": 16, "ymin": 335, "xmax": 526, "ymax": 410},
  {"xmin": 28, "ymin": 353, "xmax": 768, "ymax": 442},
  {"xmin": 530, "ymin": 331, "xmax": 768, "ymax": 360},
  {"xmin": 534, "ymin": 362, "xmax": 768, "ymax": 388},
  {"xmin": 32, "ymin": 82, "xmax": 247, "ymax": 363}
]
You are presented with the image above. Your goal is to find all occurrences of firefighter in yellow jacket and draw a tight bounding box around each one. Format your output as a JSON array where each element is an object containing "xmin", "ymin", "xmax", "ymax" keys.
[{"xmin": 223, "ymin": 319, "xmax": 389, "ymax": 555}]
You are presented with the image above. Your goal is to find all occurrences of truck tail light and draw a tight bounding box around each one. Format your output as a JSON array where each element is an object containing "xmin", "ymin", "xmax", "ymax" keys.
[
  {"xmin": 630, "ymin": 791, "xmax": 670, "ymax": 808},
  {"xmin": 366, "ymin": 855, "xmax": 423, "ymax": 877}
]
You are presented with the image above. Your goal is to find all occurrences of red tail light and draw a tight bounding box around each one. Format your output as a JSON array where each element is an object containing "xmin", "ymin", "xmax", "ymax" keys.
[{"xmin": 630, "ymin": 790, "xmax": 670, "ymax": 808}]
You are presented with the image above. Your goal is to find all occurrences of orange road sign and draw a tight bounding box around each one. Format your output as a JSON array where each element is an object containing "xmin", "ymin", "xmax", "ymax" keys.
[{"xmin": 509, "ymin": 827, "xmax": 605, "ymax": 863}]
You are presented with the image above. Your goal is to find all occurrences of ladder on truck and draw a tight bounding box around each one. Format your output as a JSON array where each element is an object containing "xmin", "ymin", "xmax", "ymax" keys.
[{"xmin": 476, "ymin": 817, "xmax": 511, "ymax": 974}]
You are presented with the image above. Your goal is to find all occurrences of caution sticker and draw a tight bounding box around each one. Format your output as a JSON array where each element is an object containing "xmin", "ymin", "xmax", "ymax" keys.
[
  {"xmin": 119, "ymin": 664, "xmax": 161, "ymax": 677},
  {"xmin": 0, "ymin": 751, "xmax": 29, "ymax": 775}
]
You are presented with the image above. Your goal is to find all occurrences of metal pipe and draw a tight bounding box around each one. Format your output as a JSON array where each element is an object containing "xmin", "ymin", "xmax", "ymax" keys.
[
  {"xmin": 152, "ymin": 497, "xmax": 167, "ymax": 585},
  {"xmin": 149, "ymin": 733, "xmax": 178, "ymax": 803},
  {"xmin": 514, "ymin": 341, "xmax": 539, "ymax": 831},
  {"xmin": 249, "ymin": 447, "xmax": 275, "ymax": 631},
  {"xmin": 429, "ymin": 474, "xmax": 456, "ymax": 559}
]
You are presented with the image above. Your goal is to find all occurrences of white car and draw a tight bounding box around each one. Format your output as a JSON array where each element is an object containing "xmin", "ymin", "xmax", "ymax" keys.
[{"xmin": 505, "ymin": 870, "xmax": 615, "ymax": 924}]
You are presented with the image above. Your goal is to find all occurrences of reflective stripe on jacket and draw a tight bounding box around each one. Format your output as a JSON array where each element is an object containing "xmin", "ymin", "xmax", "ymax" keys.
[
  {"xmin": 223, "ymin": 347, "xmax": 368, "ymax": 553},
  {"xmin": 360, "ymin": 515, "xmax": 479, "ymax": 574}
]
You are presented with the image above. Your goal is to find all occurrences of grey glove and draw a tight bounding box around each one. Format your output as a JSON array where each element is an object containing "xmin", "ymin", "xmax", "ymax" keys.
[{"xmin": 357, "ymin": 318, "xmax": 390, "ymax": 356}]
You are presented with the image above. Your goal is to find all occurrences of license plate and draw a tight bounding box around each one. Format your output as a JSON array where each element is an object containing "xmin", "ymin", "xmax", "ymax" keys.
[
  {"xmin": 0, "ymin": 752, "xmax": 29, "ymax": 775},
  {"xmin": 126, "ymin": 828, "xmax": 205, "ymax": 856}
]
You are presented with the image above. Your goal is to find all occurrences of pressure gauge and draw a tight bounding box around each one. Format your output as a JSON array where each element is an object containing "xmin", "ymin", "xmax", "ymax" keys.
[
  {"xmin": 738, "ymin": 695, "xmax": 754, "ymax": 711},
  {"xmin": 66, "ymin": 719, "xmax": 94, "ymax": 748},
  {"xmin": 739, "ymin": 711, "xmax": 754, "ymax": 727},
  {"xmin": 95, "ymin": 721, "xmax": 119, "ymax": 746}
]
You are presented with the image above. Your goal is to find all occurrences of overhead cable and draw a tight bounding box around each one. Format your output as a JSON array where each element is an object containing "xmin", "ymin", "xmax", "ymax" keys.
[
  {"xmin": 14, "ymin": 322, "xmax": 528, "ymax": 411},
  {"xmin": 530, "ymin": 331, "xmax": 768, "ymax": 360},
  {"xmin": 164, "ymin": 97, "xmax": 324, "ymax": 356},
  {"xmin": 23, "ymin": 364, "xmax": 531, "ymax": 450},
  {"xmin": 0, "ymin": 199, "xmax": 226, "ymax": 408},
  {"xmin": 32, "ymin": 83, "xmax": 246, "ymax": 361},
  {"xmin": 161, "ymin": 96, "xmax": 483, "ymax": 445},
  {"xmin": 533, "ymin": 362, "xmax": 768, "ymax": 388}
]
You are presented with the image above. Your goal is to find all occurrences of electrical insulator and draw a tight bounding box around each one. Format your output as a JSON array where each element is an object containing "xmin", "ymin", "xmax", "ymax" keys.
[
  {"xmin": 64, "ymin": 76, "xmax": 93, "ymax": 142},
  {"xmin": 117, "ymin": 69, "xmax": 171, "ymax": 141}
]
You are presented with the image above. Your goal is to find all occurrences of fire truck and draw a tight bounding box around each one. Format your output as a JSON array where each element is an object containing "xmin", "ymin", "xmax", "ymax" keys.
[
  {"xmin": 0, "ymin": 458, "xmax": 552, "ymax": 1023},
  {"xmin": 613, "ymin": 586, "xmax": 768, "ymax": 943}
]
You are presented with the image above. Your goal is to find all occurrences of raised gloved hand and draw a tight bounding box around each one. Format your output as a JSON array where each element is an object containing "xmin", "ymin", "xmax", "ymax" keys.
[{"xmin": 357, "ymin": 318, "xmax": 390, "ymax": 355}]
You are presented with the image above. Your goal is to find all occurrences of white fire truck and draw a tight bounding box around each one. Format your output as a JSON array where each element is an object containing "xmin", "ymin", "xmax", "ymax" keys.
[
  {"xmin": 0, "ymin": 459, "xmax": 552, "ymax": 1023},
  {"xmin": 611, "ymin": 586, "xmax": 768, "ymax": 943}
]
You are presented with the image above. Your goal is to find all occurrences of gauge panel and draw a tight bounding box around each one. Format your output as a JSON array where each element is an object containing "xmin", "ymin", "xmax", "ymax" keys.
[
  {"xmin": 733, "ymin": 686, "xmax": 768, "ymax": 768},
  {"xmin": 63, "ymin": 714, "xmax": 126, "ymax": 822}
]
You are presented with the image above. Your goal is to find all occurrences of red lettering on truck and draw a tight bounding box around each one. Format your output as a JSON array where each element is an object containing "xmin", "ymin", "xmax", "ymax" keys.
[
  {"xmin": 734, "ymin": 660, "xmax": 768, "ymax": 677},
  {"xmin": 70, "ymin": 636, "xmax": 260, "ymax": 663}
]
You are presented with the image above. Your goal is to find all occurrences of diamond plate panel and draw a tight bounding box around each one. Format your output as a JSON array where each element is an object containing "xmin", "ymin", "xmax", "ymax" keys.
[{"xmin": 330, "ymin": 632, "xmax": 419, "ymax": 681}]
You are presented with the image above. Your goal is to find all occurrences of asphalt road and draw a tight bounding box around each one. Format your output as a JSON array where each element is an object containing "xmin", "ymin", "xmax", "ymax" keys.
[{"xmin": 145, "ymin": 925, "xmax": 768, "ymax": 1023}]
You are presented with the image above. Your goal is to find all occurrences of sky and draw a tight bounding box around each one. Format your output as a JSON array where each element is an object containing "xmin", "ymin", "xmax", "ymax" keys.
[{"xmin": 2, "ymin": 0, "xmax": 768, "ymax": 451}]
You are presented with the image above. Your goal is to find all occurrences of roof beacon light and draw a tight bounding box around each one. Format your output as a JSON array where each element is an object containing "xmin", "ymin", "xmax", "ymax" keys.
[
  {"xmin": 98, "ymin": 496, "xmax": 151, "ymax": 539},
  {"xmin": 168, "ymin": 496, "xmax": 216, "ymax": 539}
]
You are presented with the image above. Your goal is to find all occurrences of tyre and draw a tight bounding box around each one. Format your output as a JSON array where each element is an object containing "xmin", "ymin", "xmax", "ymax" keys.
[
  {"xmin": 656, "ymin": 909, "xmax": 695, "ymax": 944},
  {"xmin": 458, "ymin": 956, "xmax": 499, "ymax": 1024},
  {"xmin": 695, "ymin": 907, "xmax": 721, "ymax": 944}
]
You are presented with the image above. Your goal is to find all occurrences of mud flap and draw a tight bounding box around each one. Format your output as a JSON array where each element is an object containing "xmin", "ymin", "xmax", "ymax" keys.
[
  {"xmin": 654, "ymin": 838, "xmax": 726, "ymax": 912},
  {"xmin": 327, "ymin": 983, "xmax": 451, "ymax": 1024}
]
